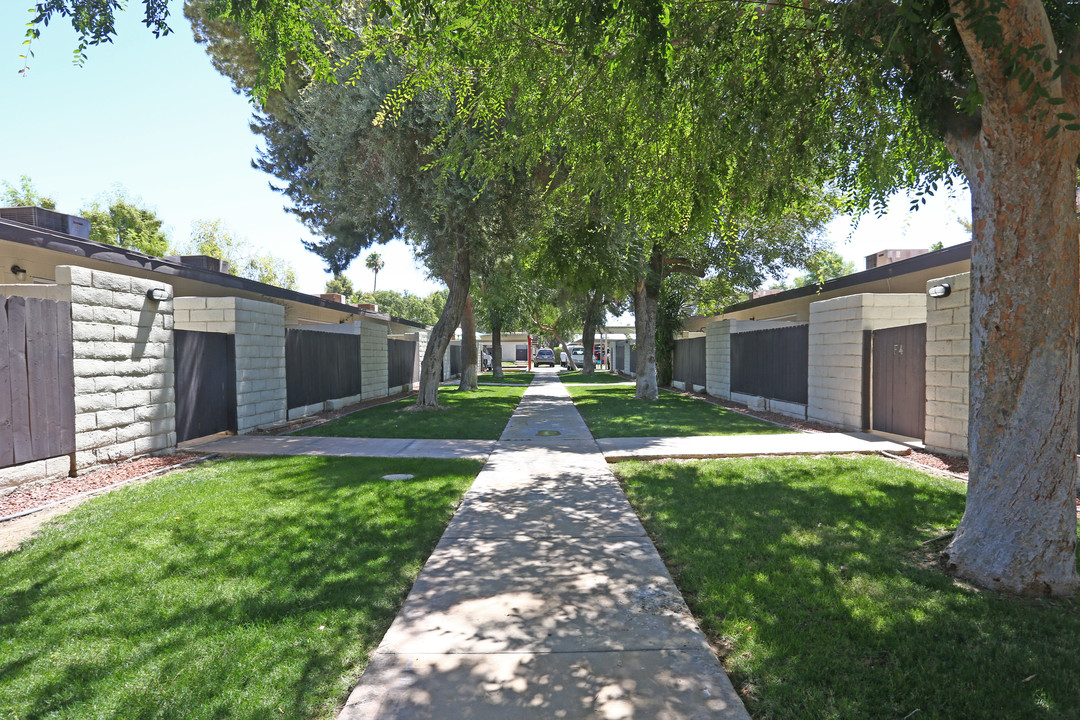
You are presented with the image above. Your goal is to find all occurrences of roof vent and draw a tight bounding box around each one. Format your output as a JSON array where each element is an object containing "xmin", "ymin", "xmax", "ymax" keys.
[
  {"xmin": 0, "ymin": 206, "xmax": 91, "ymax": 240},
  {"xmin": 865, "ymin": 249, "xmax": 929, "ymax": 270},
  {"xmin": 165, "ymin": 255, "xmax": 230, "ymax": 274}
]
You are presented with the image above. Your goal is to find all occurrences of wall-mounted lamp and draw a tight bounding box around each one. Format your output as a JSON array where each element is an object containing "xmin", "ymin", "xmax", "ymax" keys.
[
  {"xmin": 928, "ymin": 283, "xmax": 951, "ymax": 299},
  {"xmin": 146, "ymin": 288, "xmax": 170, "ymax": 302},
  {"xmin": 10, "ymin": 265, "xmax": 27, "ymax": 281}
]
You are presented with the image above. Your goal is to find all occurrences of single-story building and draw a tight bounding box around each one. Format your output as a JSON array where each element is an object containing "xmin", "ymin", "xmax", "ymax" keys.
[{"xmin": 0, "ymin": 208, "xmax": 435, "ymax": 493}]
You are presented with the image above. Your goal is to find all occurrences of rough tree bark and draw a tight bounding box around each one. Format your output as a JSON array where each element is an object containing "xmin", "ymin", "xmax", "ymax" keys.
[
  {"xmin": 459, "ymin": 294, "xmax": 479, "ymax": 390},
  {"xmin": 633, "ymin": 250, "xmax": 662, "ymax": 400},
  {"xmin": 581, "ymin": 289, "xmax": 602, "ymax": 376},
  {"xmin": 941, "ymin": 1, "xmax": 1080, "ymax": 595},
  {"xmin": 415, "ymin": 233, "xmax": 471, "ymax": 408},
  {"xmin": 555, "ymin": 335, "xmax": 577, "ymax": 371},
  {"xmin": 492, "ymin": 320, "xmax": 504, "ymax": 378}
]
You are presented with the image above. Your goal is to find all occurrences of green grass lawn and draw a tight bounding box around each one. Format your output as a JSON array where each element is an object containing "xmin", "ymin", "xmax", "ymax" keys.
[
  {"xmin": 478, "ymin": 371, "xmax": 535, "ymax": 384},
  {"xmin": 0, "ymin": 455, "xmax": 481, "ymax": 720},
  {"xmin": 565, "ymin": 385, "xmax": 792, "ymax": 437},
  {"xmin": 615, "ymin": 455, "xmax": 1080, "ymax": 720},
  {"xmin": 296, "ymin": 385, "xmax": 526, "ymax": 439},
  {"xmin": 558, "ymin": 369, "xmax": 630, "ymax": 383}
]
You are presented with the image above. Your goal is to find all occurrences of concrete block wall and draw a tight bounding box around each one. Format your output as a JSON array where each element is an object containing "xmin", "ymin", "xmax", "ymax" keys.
[
  {"xmin": 174, "ymin": 296, "xmax": 287, "ymax": 433},
  {"xmin": 924, "ymin": 273, "xmax": 970, "ymax": 455},
  {"xmin": 63, "ymin": 266, "xmax": 175, "ymax": 468},
  {"xmin": 807, "ymin": 293, "xmax": 926, "ymax": 429},
  {"xmin": 359, "ymin": 319, "xmax": 389, "ymax": 400}
]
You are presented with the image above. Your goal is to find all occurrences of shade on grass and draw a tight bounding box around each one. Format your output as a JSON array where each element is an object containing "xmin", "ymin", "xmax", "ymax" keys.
[
  {"xmin": 558, "ymin": 370, "xmax": 630, "ymax": 384},
  {"xmin": 615, "ymin": 455, "xmax": 1080, "ymax": 720},
  {"xmin": 478, "ymin": 371, "xmax": 535, "ymax": 385},
  {"xmin": 565, "ymin": 385, "xmax": 791, "ymax": 437},
  {"xmin": 0, "ymin": 455, "xmax": 481, "ymax": 720},
  {"xmin": 296, "ymin": 385, "xmax": 526, "ymax": 439}
]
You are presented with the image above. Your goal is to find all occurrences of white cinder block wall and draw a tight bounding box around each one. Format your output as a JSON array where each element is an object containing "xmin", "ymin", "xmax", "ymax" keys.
[
  {"xmin": 63, "ymin": 266, "xmax": 176, "ymax": 468},
  {"xmin": 924, "ymin": 273, "xmax": 970, "ymax": 456},
  {"xmin": 174, "ymin": 296, "xmax": 287, "ymax": 433},
  {"xmin": 807, "ymin": 293, "xmax": 926, "ymax": 429},
  {"xmin": 359, "ymin": 319, "xmax": 389, "ymax": 400}
]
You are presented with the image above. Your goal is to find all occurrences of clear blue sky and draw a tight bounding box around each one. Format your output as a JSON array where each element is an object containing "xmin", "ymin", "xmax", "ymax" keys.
[{"xmin": 0, "ymin": 2, "xmax": 971, "ymax": 299}]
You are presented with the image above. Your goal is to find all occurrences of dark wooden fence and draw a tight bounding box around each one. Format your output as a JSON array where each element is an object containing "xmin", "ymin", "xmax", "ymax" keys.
[
  {"xmin": 629, "ymin": 345, "xmax": 637, "ymax": 375},
  {"xmin": 175, "ymin": 330, "xmax": 237, "ymax": 442},
  {"xmin": 731, "ymin": 325, "xmax": 809, "ymax": 404},
  {"xmin": 388, "ymin": 338, "xmax": 417, "ymax": 389},
  {"xmin": 673, "ymin": 336, "xmax": 706, "ymax": 388},
  {"xmin": 285, "ymin": 329, "xmax": 363, "ymax": 409},
  {"xmin": 449, "ymin": 345, "xmax": 462, "ymax": 377},
  {"xmin": 615, "ymin": 343, "xmax": 625, "ymax": 373},
  {"xmin": 0, "ymin": 295, "xmax": 75, "ymax": 468}
]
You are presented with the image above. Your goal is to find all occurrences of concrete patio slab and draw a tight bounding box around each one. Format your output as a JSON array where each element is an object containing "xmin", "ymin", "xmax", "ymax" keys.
[
  {"xmin": 597, "ymin": 431, "xmax": 912, "ymax": 461},
  {"xmin": 340, "ymin": 647, "xmax": 748, "ymax": 720},
  {"xmin": 183, "ymin": 435, "xmax": 496, "ymax": 460}
]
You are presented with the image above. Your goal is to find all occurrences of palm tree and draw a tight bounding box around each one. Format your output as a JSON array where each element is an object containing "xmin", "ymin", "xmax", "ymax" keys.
[{"xmin": 365, "ymin": 252, "xmax": 385, "ymax": 293}]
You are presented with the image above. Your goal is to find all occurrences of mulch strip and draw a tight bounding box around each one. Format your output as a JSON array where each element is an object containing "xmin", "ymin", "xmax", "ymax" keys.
[{"xmin": 1, "ymin": 452, "xmax": 208, "ymax": 519}]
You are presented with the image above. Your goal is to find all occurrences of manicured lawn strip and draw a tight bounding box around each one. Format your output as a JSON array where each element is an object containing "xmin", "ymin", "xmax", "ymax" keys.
[
  {"xmin": 565, "ymin": 385, "xmax": 791, "ymax": 437},
  {"xmin": 558, "ymin": 370, "xmax": 631, "ymax": 383},
  {"xmin": 296, "ymin": 385, "xmax": 526, "ymax": 439},
  {"xmin": 615, "ymin": 456, "xmax": 1080, "ymax": 720},
  {"xmin": 0, "ymin": 455, "xmax": 482, "ymax": 720},
  {"xmin": 478, "ymin": 371, "xmax": 535, "ymax": 384}
]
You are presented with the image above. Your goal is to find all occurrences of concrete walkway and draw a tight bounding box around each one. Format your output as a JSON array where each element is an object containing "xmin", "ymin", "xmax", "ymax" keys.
[
  {"xmin": 338, "ymin": 371, "xmax": 750, "ymax": 720},
  {"xmin": 184, "ymin": 435, "xmax": 495, "ymax": 460},
  {"xmin": 599, "ymin": 431, "xmax": 912, "ymax": 461}
]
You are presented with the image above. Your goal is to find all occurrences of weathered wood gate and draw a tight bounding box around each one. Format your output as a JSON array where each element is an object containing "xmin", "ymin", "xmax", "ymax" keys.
[
  {"xmin": 388, "ymin": 338, "xmax": 418, "ymax": 389},
  {"xmin": 869, "ymin": 323, "xmax": 926, "ymax": 439},
  {"xmin": 175, "ymin": 330, "xmax": 237, "ymax": 442},
  {"xmin": 0, "ymin": 295, "xmax": 76, "ymax": 468}
]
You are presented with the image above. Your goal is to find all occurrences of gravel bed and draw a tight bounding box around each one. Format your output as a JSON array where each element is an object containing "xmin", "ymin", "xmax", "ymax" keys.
[{"xmin": 0, "ymin": 452, "xmax": 207, "ymax": 518}]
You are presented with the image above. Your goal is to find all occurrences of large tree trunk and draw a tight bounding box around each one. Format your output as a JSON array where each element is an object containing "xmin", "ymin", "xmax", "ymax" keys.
[
  {"xmin": 492, "ymin": 320, "xmax": 504, "ymax": 378},
  {"xmin": 581, "ymin": 290, "xmax": 602, "ymax": 376},
  {"xmin": 415, "ymin": 233, "xmax": 471, "ymax": 409},
  {"xmin": 633, "ymin": 250, "xmax": 662, "ymax": 400},
  {"xmin": 942, "ymin": 3, "xmax": 1080, "ymax": 596},
  {"xmin": 459, "ymin": 294, "xmax": 479, "ymax": 390}
]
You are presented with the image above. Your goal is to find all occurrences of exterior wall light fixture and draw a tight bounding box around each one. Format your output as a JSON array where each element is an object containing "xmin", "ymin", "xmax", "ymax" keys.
[
  {"xmin": 146, "ymin": 288, "xmax": 170, "ymax": 302},
  {"xmin": 928, "ymin": 283, "xmax": 951, "ymax": 299},
  {"xmin": 10, "ymin": 265, "xmax": 27, "ymax": 280}
]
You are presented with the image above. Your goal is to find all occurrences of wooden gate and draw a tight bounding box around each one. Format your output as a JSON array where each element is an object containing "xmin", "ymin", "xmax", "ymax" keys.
[
  {"xmin": 0, "ymin": 295, "xmax": 76, "ymax": 468},
  {"xmin": 285, "ymin": 329, "xmax": 363, "ymax": 409},
  {"xmin": 870, "ymin": 323, "xmax": 926, "ymax": 439},
  {"xmin": 388, "ymin": 338, "xmax": 418, "ymax": 389},
  {"xmin": 175, "ymin": 330, "xmax": 237, "ymax": 442}
]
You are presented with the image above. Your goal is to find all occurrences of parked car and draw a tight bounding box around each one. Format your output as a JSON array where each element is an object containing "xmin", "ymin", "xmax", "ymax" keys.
[
  {"xmin": 568, "ymin": 345, "xmax": 586, "ymax": 366},
  {"xmin": 533, "ymin": 347, "xmax": 557, "ymax": 367}
]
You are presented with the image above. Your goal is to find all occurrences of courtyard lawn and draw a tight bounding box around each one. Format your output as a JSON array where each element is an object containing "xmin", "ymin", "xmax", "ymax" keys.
[
  {"xmin": 296, "ymin": 385, "xmax": 526, "ymax": 440},
  {"xmin": 558, "ymin": 369, "xmax": 631, "ymax": 383},
  {"xmin": 478, "ymin": 371, "xmax": 535, "ymax": 384},
  {"xmin": 0, "ymin": 455, "xmax": 482, "ymax": 720},
  {"xmin": 565, "ymin": 385, "xmax": 791, "ymax": 437},
  {"xmin": 615, "ymin": 455, "xmax": 1080, "ymax": 720}
]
